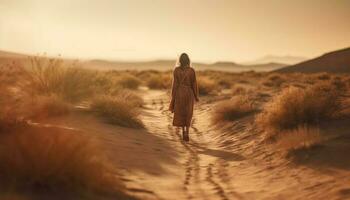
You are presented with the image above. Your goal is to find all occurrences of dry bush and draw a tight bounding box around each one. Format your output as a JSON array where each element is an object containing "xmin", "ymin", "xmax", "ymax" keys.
[
  {"xmin": 25, "ymin": 95, "xmax": 72, "ymax": 119},
  {"xmin": 27, "ymin": 57, "xmax": 95, "ymax": 103},
  {"xmin": 262, "ymin": 73, "xmax": 285, "ymax": 88},
  {"xmin": 90, "ymin": 95, "xmax": 143, "ymax": 128},
  {"xmin": 116, "ymin": 74, "xmax": 141, "ymax": 90},
  {"xmin": 146, "ymin": 74, "xmax": 172, "ymax": 89},
  {"xmin": 231, "ymin": 85, "xmax": 247, "ymax": 95},
  {"xmin": 256, "ymin": 82, "xmax": 342, "ymax": 138},
  {"xmin": 0, "ymin": 126, "xmax": 123, "ymax": 195},
  {"xmin": 276, "ymin": 125, "xmax": 323, "ymax": 151},
  {"xmin": 212, "ymin": 95, "xmax": 256, "ymax": 123},
  {"xmin": 315, "ymin": 72, "xmax": 331, "ymax": 80},
  {"xmin": 197, "ymin": 76, "xmax": 217, "ymax": 95},
  {"xmin": 217, "ymin": 77, "xmax": 232, "ymax": 89},
  {"xmin": 115, "ymin": 90, "xmax": 144, "ymax": 107},
  {"xmin": 93, "ymin": 72, "xmax": 119, "ymax": 94}
]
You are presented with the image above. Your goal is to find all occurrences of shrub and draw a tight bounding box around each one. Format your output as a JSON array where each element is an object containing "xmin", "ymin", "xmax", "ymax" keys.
[
  {"xmin": 25, "ymin": 95, "xmax": 72, "ymax": 119},
  {"xmin": 276, "ymin": 125, "xmax": 323, "ymax": 151},
  {"xmin": 115, "ymin": 90, "xmax": 144, "ymax": 107},
  {"xmin": 146, "ymin": 74, "xmax": 172, "ymax": 89},
  {"xmin": 315, "ymin": 72, "xmax": 331, "ymax": 80},
  {"xmin": 116, "ymin": 74, "xmax": 141, "ymax": 90},
  {"xmin": 256, "ymin": 82, "xmax": 342, "ymax": 137},
  {"xmin": 90, "ymin": 95, "xmax": 143, "ymax": 128},
  {"xmin": 27, "ymin": 57, "xmax": 95, "ymax": 103},
  {"xmin": 197, "ymin": 76, "xmax": 216, "ymax": 95},
  {"xmin": 0, "ymin": 126, "xmax": 123, "ymax": 195},
  {"xmin": 212, "ymin": 95, "xmax": 256, "ymax": 123},
  {"xmin": 231, "ymin": 86, "xmax": 247, "ymax": 95},
  {"xmin": 262, "ymin": 73, "xmax": 285, "ymax": 88}
]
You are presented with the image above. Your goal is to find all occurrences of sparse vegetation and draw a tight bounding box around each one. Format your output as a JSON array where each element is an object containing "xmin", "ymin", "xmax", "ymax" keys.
[
  {"xmin": 116, "ymin": 74, "xmax": 142, "ymax": 90},
  {"xmin": 212, "ymin": 95, "xmax": 256, "ymax": 123},
  {"xmin": 197, "ymin": 76, "xmax": 217, "ymax": 95},
  {"xmin": 26, "ymin": 94, "xmax": 72, "ymax": 119},
  {"xmin": 276, "ymin": 125, "xmax": 323, "ymax": 150},
  {"xmin": 90, "ymin": 95, "xmax": 144, "ymax": 128},
  {"xmin": 27, "ymin": 57, "xmax": 95, "ymax": 103},
  {"xmin": 0, "ymin": 126, "xmax": 123, "ymax": 196},
  {"xmin": 256, "ymin": 82, "xmax": 342, "ymax": 138},
  {"xmin": 146, "ymin": 74, "xmax": 172, "ymax": 89}
]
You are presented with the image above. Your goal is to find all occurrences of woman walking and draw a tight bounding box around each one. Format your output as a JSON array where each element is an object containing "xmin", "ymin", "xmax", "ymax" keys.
[{"xmin": 169, "ymin": 53, "xmax": 199, "ymax": 142}]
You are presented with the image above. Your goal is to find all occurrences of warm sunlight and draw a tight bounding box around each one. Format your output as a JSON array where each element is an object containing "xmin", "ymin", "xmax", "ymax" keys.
[
  {"xmin": 1, "ymin": 1, "xmax": 350, "ymax": 200},
  {"xmin": 1, "ymin": 0, "xmax": 350, "ymax": 63}
]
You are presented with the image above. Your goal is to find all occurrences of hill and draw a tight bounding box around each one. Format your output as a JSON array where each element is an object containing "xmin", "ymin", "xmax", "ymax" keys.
[
  {"xmin": 276, "ymin": 47, "xmax": 350, "ymax": 73},
  {"xmin": 246, "ymin": 55, "xmax": 308, "ymax": 65},
  {"xmin": 0, "ymin": 50, "xmax": 286, "ymax": 72}
]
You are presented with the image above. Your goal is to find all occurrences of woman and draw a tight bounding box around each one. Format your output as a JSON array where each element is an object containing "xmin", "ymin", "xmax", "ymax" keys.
[{"xmin": 169, "ymin": 53, "xmax": 199, "ymax": 142}]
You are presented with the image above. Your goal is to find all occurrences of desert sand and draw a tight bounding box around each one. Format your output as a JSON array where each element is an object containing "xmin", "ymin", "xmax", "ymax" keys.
[{"xmin": 34, "ymin": 88, "xmax": 350, "ymax": 200}]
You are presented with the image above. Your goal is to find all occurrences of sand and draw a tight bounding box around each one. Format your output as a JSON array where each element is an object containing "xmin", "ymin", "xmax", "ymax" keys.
[{"xmin": 39, "ymin": 89, "xmax": 350, "ymax": 200}]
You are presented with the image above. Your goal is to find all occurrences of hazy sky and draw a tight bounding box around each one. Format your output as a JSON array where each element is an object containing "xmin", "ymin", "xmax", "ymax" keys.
[{"xmin": 1, "ymin": 0, "xmax": 350, "ymax": 62}]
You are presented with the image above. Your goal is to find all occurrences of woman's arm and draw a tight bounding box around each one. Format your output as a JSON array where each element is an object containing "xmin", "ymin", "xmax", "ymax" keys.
[
  {"xmin": 171, "ymin": 69, "xmax": 178, "ymax": 99},
  {"xmin": 192, "ymin": 69, "xmax": 199, "ymax": 102},
  {"xmin": 169, "ymin": 69, "xmax": 178, "ymax": 112}
]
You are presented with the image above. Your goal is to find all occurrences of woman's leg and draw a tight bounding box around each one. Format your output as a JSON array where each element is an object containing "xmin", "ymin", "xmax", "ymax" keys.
[
  {"xmin": 182, "ymin": 126, "xmax": 185, "ymax": 140},
  {"xmin": 184, "ymin": 126, "xmax": 190, "ymax": 141}
]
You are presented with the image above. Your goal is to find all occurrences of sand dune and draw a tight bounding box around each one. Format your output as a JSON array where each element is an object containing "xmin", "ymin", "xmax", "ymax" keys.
[
  {"xmin": 34, "ymin": 89, "xmax": 350, "ymax": 200},
  {"xmin": 277, "ymin": 47, "xmax": 350, "ymax": 73}
]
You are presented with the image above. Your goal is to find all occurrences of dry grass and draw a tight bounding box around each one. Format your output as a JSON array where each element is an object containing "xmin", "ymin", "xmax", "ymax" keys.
[
  {"xmin": 276, "ymin": 125, "xmax": 323, "ymax": 151},
  {"xmin": 212, "ymin": 95, "xmax": 256, "ymax": 123},
  {"xmin": 0, "ymin": 126, "xmax": 122, "ymax": 195},
  {"xmin": 116, "ymin": 90, "xmax": 144, "ymax": 107},
  {"xmin": 90, "ymin": 95, "xmax": 144, "ymax": 128},
  {"xmin": 146, "ymin": 74, "xmax": 172, "ymax": 89},
  {"xmin": 116, "ymin": 74, "xmax": 141, "ymax": 90},
  {"xmin": 25, "ymin": 95, "xmax": 72, "ymax": 120},
  {"xmin": 197, "ymin": 76, "xmax": 217, "ymax": 95},
  {"xmin": 256, "ymin": 82, "xmax": 342, "ymax": 138},
  {"xmin": 27, "ymin": 57, "xmax": 95, "ymax": 103},
  {"xmin": 262, "ymin": 73, "xmax": 285, "ymax": 88}
]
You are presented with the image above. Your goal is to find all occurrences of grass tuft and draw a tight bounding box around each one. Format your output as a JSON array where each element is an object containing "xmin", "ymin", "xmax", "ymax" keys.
[
  {"xmin": 0, "ymin": 126, "xmax": 122, "ymax": 195},
  {"xmin": 90, "ymin": 95, "xmax": 144, "ymax": 128},
  {"xmin": 212, "ymin": 95, "xmax": 256, "ymax": 123}
]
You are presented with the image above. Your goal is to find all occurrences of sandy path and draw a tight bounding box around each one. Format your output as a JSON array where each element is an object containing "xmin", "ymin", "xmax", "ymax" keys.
[
  {"xmin": 41, "ymin": 89, "xmax": 350, "ymax": 200},
  {"xmin": 132, "ymin": 90, "xmax": 350, "ymax": 200},
  {"xmin": 138, "ymin": 90, "xmax": 249, "ymax": 200}
]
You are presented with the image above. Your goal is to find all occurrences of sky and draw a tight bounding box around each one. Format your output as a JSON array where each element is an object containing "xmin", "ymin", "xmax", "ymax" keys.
[{"xmin": 1, "ymin": 0, "xmax": 350, "ymax": 63}]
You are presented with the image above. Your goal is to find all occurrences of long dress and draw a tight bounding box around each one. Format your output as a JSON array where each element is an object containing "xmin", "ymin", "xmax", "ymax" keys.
[{"xmin": 169, "ymin": 66, "xmax": 199, "ymax": 127}]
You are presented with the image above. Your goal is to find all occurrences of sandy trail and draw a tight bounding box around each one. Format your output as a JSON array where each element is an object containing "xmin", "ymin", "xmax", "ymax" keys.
[{"xmin": 42, "ymin": 89, "xmax": 350, "ymax": 200}]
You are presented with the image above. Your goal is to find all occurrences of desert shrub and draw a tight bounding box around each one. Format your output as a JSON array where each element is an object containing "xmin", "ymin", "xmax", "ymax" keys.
[
  {"xmin": 262, "ymin": 73, "xmax": 285, "ymax": 88},
  {"xmin": 146, "ymin": 74, "xmax": 172, "ymax": 89},
  {"xmin": 115, "ymin": 90, "xmax": 144, "ymax": 107},
  {"xmin": 27, "ymin": 57, "xmax": 95, "ymax": 103},
  {"xmin": 197, "ymin": 76, "xmax": 217, "ymax": 95},
  {"xmin": 116, "ymin": 74, "xmax": 141, "ymax": 90},
  {"xmin": 90, "ymin": 95, "xmax": 143, "ymax": 128},
  {"xmin": 92, "ymin": 72, "xmax": 117, "ymax": 94},
  {"xmin": 276, "ymin": 125, "xmax": 323, "ymax": 151},
  {"xmin": 25, "ymin": 95, "xmax": 72, "ymax": 119},
  {"xmin": 256, "ymin": 82, "xmax": 342, "ymax": 137},
  {"xmin": 231, "ymin": 86, "xmax": 247, "ymax": 95},
  {"xmin": 0, "ymin": 126, "xmax": 123, "ymax": 195},
  {"xmin": 212, "ymin": 95, "xmax": 256, "ymax": 123},
  {"xmin": 315, "ymin": 72, "xmax": 331, "ymax": 80}
]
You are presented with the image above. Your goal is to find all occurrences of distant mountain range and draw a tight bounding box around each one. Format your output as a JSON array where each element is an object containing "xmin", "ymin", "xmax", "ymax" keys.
[
  {"xmin": 246, "ymin": 55, "xmax": 308, "ymax": 65},
  {"xmin": 3, "ymin": 48, "xmax": 349, "ymax": 73},
  {"xmin": 276, "ymin": 47, "xmax": 350, "ymax": 73},
  {"xmin": 84, "ymin": 59, "xmax": 286, "ymax": 72},
  {"xmin": 0, "ymin": 50, "xmax": 287, "ymax": 72}
]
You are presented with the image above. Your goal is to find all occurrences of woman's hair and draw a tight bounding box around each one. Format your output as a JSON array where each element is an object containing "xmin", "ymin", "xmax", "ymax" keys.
[{"xmin": 179, "ymin": 53, "xmax": 190, "ymax": 68}]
